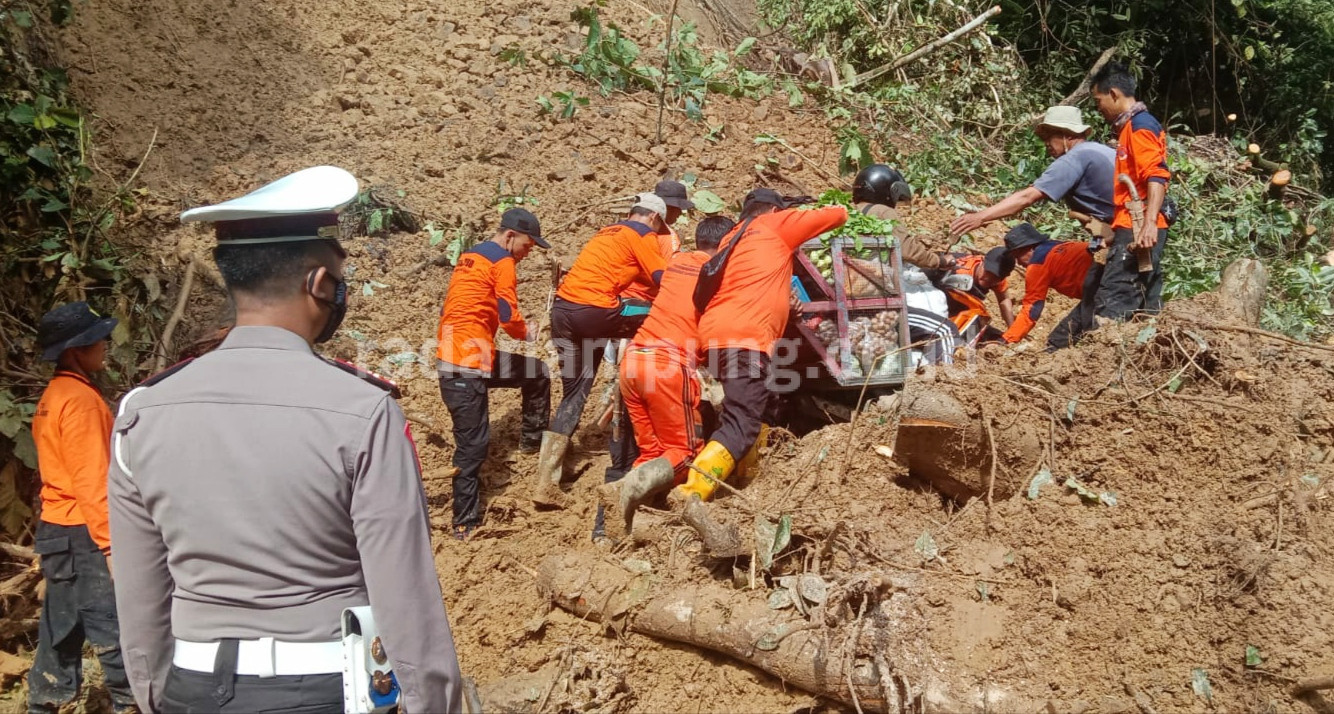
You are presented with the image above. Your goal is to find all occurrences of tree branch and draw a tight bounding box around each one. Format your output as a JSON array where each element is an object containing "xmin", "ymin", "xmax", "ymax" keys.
[{"xmin": 849, "ymin": 5, "xmax": 1002, "ymax": 88}]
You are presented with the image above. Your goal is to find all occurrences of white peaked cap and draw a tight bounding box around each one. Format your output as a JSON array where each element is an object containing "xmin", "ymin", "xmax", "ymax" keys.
[
  {"xmin": 632, "ymin": 192, "xmax": 668, "ymax": 217},
  {"xmin": 180, "ymin": 166, "xmax": 360, "ymax": 223}
]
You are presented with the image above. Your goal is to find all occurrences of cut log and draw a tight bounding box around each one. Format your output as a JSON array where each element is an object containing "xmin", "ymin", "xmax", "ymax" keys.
[
  {"xmin": 1268, "ymin": 169, "xmax": 1292, "ymax": 201},
  {"xmin": 1215, "ymin": 259, "xmax": 1268, "ymax": 327},
  {"xmin": 537, "ymin": 553, "xmax": 900, "ymax": 712},
  {"xmin": 893, "ymin": 385, "xmax": 1042, "ymax": 501}
]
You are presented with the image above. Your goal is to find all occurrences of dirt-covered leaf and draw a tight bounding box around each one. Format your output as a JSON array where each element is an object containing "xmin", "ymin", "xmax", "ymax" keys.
[
  {"xmin": 914, "ymin": 531, "xmax": 938, "ymax": 561},
  {"xmin": 1191, "ymin": 668, "xmax": 1213, "ymax": 702},
  {"xmin": 767, "ymin": 588, "xmax": 794, "ymax": 610},
  {"xmin": 692, "ymin": 189, "xmax": 725, "ymax": 214},
  {"xmin": 796, "ymin": 574, "xmax": 827, "ymax": 605},
  {"xmin": 1027, "ymin": 467, "xmax": 1053, "ymax": 500},
  {"xmin": 1245, "ymin": 645, "xmax": 1263, "ymax": 667}
]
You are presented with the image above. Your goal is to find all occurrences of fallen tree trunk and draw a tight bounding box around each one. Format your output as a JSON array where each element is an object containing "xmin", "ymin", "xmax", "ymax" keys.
[{"xmin": 537, "ymin": 553, "xmax": 900, "ymax": 713}]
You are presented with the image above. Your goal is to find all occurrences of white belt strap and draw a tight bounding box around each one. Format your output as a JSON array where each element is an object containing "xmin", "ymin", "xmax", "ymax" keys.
[{"xmin": 173, "ymin": 638, "xmax": 343, "ymax": 677}]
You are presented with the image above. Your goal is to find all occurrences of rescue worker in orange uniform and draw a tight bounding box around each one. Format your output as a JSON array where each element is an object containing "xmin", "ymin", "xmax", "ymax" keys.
[
  {"xmin": 28, "ymin": 302, "xmax": 136, "ymax": 713},
  {"xmin": 597, "ymin": 216, "xmax": 736, "ymax": 536},
  {"xmin": 939, "ymin": 247, "xmax": 1015, "ymax": 342},
  {"xmin": 436, "ymin": 208, "xmax": 551, "ymax": 539},
  {"xmin": 536, "ymin": 193, "xmax": 671, "ymax": 505},
  {"xmin": 680, "ymin": 189, "xmax": 848, "ymax": 502},
  {"xmin": 620, "ymin": 180, "xmax": 691, "ymax": 302},
  {"xmin": 1092, "ymin": 62, "xmax": 1172, "ymax": 318},
  {"xmin": 1000, "ymin": 223, "xmax": 1103, "ymax": 350}
]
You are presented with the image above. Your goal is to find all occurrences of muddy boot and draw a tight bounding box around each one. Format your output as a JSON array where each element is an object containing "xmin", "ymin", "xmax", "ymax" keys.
[
  {"xmin": 531, "ymin": 430, "xmax": 571, "ymax": 509},
  {"xmin": 597, "ymin": 457, "xmax": 676, "ymax": 541},
  {"xmin": 668, "ymin": 440, "xmax": 736, "ymax": 508},
  {"xmin": 733, "ymin": 424, "xmax": 770, "ymax": 486}
]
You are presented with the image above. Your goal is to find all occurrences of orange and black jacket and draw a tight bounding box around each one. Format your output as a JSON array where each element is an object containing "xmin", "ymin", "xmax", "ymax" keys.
[
  {"xmin": 1113, "ymin": 112, "xmax": 1171, "ymax": 231},
  {"xmin": 558, "ymin": 221, "xmax": 668, "ymax": 309},
  {"xmin": 436, "ymin": 241, "xmax": 527, "ymax": 372},
  {"xmin": 631, "ymin": 250, "xmax": 710, "ymax": 362},
  {"xmin": 1001, "ymin": 240, "xmax": 1094, "ymax": 344},
  {"xmin": 697, "ymin": 206, "xmax": 848, "ymax": 355},
  {"xmin": 943, "ymin": 253, "xmax": 1009, "ymax": 320},
  {"xmin": 621, "ymin": 227, "xmax": 680, "ymax": 302},
  {"xmin": 33, "ymin": 370, "xmax": 114, "ymax": 552}
]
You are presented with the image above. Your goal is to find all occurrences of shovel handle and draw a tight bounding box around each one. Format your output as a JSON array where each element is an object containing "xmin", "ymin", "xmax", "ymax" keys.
[{"xmin": 1067, "ymin": 210, "xmax": 1093, "ymax": 223}]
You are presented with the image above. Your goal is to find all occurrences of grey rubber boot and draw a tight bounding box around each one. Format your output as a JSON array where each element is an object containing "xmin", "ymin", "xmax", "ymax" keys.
[
  {"xmin": 531, "ymin": 431, "xmax": 571, "ymax": 509},
  {"xmin": 597, "ymin": 457, "xmax": 676, "ymax": 541}
]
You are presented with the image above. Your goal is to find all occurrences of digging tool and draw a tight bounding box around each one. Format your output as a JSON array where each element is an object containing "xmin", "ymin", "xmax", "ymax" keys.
[
  {"xmin": 1068, "ymin": 210, "xmax": 1114, "ymax": 255},
  {"xmin": 1117, "ymin": 174, "xmax": 1156, "ymax": 273}
]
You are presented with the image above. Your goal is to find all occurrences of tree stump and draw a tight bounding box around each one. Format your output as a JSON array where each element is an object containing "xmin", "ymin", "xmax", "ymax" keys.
[{"xmin": 1216, "ymin": 258, "xmax": 1268, "ymax": 327}]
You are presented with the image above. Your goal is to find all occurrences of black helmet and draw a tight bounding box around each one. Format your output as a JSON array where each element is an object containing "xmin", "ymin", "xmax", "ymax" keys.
[
  {"xmin": 852, "ymin": 164, "xmax": 912, "ymax": 207},
  {"xmin": 1004, "ymin": 222, "xmax": 1047, "ymax": 253}
]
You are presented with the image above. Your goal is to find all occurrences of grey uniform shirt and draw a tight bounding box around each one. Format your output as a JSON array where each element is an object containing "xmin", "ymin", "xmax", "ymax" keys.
[
  {"xmin": 1032, "ymin": 140, "xmax": 1117, "ymax": 222},
  {"xmin": 108, "ymin": 326, "xmax": 462, "ymax": 713}
]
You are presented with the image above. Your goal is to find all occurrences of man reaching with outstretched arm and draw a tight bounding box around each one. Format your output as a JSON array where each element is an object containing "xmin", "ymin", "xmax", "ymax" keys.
[
  {"xmin": 681, "ymin": 189, "xmax": 848, "ymax": 503},
  {"xmin": 950, "ymin": 106, "xmax": 1116, "ymax": 241}
]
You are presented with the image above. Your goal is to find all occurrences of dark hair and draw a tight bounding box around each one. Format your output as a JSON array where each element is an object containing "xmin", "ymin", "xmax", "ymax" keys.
[
  {"xmin": 739, "ymin": 202, "xmax": 777, "ymax": 221},
  {"xmin": 694, "ymin": 216, "xmax": 736, "ymax": 250},
  {"xmin": 1091, "ymin": 61, "xmax": 1137, "ymax": 98},
  {"xmin": 213, "ymin": 240, "xmax": 342, "ymax": 299}
]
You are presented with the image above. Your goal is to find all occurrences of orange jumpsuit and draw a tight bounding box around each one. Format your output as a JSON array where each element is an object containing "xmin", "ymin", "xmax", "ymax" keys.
[
  {"xmin": 620, "ymin": 251, "xmax": 709, "ymax": 477},
  {"xmin": 620, "ymin": 226, "xmax": 680, "ymax": 302},
  {"xmin": 1002, "ymin": 240, "xmax": 1095, "ymax": 344}
]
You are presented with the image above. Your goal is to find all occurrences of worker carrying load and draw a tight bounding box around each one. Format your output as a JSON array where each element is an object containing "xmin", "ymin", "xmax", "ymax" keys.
[
  {"xmin": 852, "ymin": 164, "xmax": 954, "ymax": 271},
  {"xmin": 1000, "ymin": 223, "xmax": 1103, "ymax": 351},
  {"xmin": 934, "ymin": 246, "xmax": 1015, "ymax": 345},
  {"xmin": 681, "ymin": 189, "xmax": 847, "ymax": 504},
  {"xmin": 536, "ymin": 192, "xmax": 671, "ymax": 507},
  {"xmin": 597, "ymin": 217, "xmax": 734, "ymax": 539}
]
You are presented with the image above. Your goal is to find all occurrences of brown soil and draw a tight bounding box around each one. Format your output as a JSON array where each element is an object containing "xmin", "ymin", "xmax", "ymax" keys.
[{"xmin": 3, "ymin": 0, "xmax": 1331, "ymax": 711}]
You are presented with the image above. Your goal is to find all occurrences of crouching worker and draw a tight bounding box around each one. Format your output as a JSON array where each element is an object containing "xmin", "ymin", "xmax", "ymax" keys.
[
  {"xmin": 687, "ymin": 190, "xmax": 848, "ymax": 504},
  {"xmin": 1000, "ymin": 222, "xmax": 1103, "ymax": 351},
  {"xmin": 108, "ymin": 167, "xmax": 462, "ymax": 713},
  {"xmin": 938, "ymin": 247, "xmax": 1015, "ymax": 344},
  {"xmin": 598, "ymin": 216, "xmax": 734, "ymax": 539},
  {"xmin": 436, "ymin": 208, "xmax": 552, "ymax": 540},
  {"xmin": 28, "ymin": 302, "xmax": 136, "ymax": 714}
]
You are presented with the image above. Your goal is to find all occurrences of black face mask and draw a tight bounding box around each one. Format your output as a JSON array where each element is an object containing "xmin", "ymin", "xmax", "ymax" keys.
[{"xmin": 308, "ymin": 271, "xmax": 348, "ymax": 344}]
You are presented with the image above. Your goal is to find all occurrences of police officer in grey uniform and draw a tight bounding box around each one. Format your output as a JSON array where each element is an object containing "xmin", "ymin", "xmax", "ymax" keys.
[{"xmin": 107, "ymin": 166, "xmax": 463, "ymax": 713}]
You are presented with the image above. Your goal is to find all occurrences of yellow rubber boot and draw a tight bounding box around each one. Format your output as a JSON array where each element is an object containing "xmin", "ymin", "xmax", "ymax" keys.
[
  {"xmin": 674, "ymin": 440, "xmax": 736, "ymax": 502},
  {"xmin": 735, "ymin": 424, "xmax": 770, "ymax": 481}
]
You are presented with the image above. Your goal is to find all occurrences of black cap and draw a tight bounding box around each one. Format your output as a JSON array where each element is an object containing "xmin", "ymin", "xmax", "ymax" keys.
[
  {"xmin": 499, "ymin": 207, "xmax": 549, "ymax": 249},
  {"xmin": 37, "ymin": 302, "xmax": 118, "ymax": 362},
  {"xmin": 1004, "ymin": 222, "xmax": 1047, "ymax": 254},
  {"xmin": 982, "ymin": 246, "xmax": 1016, "ymax": 279},
  {"xmin": 654, "ymin": 180, "xmax": 695, "ymax": 210},
  {"xmin": 742, "ymin": 188, "xmax": 813, "ymax": 213}
]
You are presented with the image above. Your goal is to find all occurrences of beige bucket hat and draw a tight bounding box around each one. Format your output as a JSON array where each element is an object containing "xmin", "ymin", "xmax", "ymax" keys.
[{"xmin": 1035, "ymin": 105, "xmax": 1091, "ymax": 136}]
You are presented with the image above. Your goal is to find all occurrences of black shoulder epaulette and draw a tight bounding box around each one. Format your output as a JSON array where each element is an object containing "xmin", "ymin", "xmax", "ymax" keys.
[
  {"xmin": 137, "ymin": 358, "xmax": 196, "ymax": 388},
  {"xmin": 324, "ymin": 358, "xmax": 403, "ymax": 399}
]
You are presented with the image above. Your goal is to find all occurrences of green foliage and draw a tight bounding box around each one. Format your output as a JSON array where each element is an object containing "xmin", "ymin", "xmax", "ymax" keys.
[
  {"xmin": 994, "ymin": 0, "xmax": 1334, "ymax": 184},
  {"xmin": 554, "ymin": 5, "xmax": 769, "ymax": 122},
  {"xmin": 537, "ymin": 90, "xmax": 589, "ymax": 120},
  {"xmin": 492, "ymin": 178, "xmax": 539, "ymax": 213},
  {"xmin": 343, "ymin": 188, "xmax": 421, "ymax": 236}
]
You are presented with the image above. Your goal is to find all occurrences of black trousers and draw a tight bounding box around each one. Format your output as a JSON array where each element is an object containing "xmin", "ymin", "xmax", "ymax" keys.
[
  {"xmin": 549, "ymin": 297, "xmax": 647, "ymax": 436},
  {"xmin": 439, "ymin": 352, "xmax": 551, "ymax": 526},
  {"xmin": 28, "ymin": 521, "xmax": 134, "ymax": 713},
  {"xmin": 704, "ymin": 348, "xmax": 774, "ymax": 462},
  {"xmin": 1096, "ymin": 227, "xmax": 1168, "ymax": 320},
  {"xmin": 161, "ymin": 657, "xmax": 342, "ymax": 713},
  {"xmin": 592, "ymin": 400, "xmax": 640, "ymax": 538},
  {"xmin": 1047, "ymin": 260, "xmax": 1105, "ymax": 351}
]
